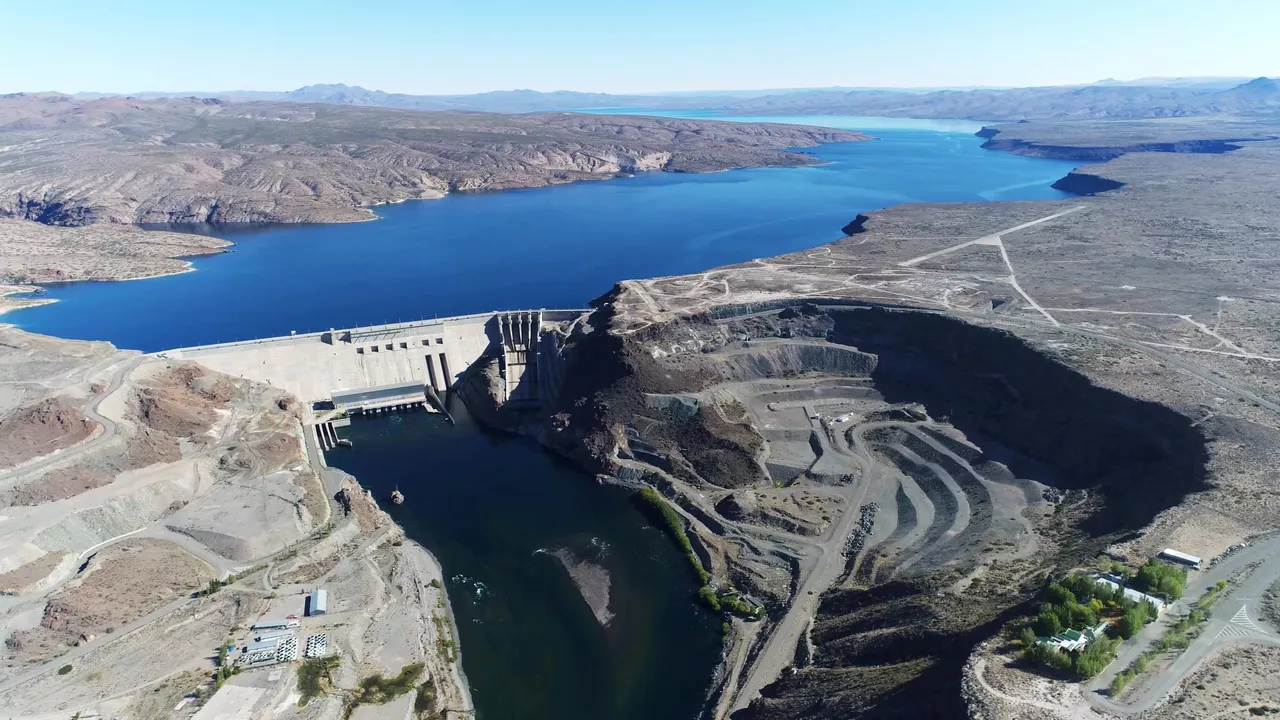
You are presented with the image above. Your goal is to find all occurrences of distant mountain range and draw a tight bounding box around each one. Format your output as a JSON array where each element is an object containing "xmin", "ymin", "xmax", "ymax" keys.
[{"xmin": 66, "ymin": 77, "xmax": 1280, "ymax": 120}]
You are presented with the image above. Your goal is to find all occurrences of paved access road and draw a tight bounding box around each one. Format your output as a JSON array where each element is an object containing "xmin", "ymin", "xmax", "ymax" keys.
[{"xmin": 1086, "ymin": 536, "xmax": 1280, "ymax": 714}]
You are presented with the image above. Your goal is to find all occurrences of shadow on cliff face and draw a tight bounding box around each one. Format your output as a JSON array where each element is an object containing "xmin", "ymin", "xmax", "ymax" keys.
[{"xmin": 828, "ymin": 307, "xmax": 1209, "ymax": 536}]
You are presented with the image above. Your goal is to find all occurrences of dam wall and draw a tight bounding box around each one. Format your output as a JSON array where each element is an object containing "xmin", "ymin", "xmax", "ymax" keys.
[{"xmin": 161, "ymin": 310, "xmax": 586, "ymax": 406}]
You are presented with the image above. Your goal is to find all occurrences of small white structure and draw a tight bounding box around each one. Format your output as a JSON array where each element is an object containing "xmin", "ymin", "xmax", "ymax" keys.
[
  {"xmin": 251, "ymin": 620, "xmax": 299, "ymax": 631},
  {"xmin": 1094, "ymin": 577, "xmax": 1167, "ymax": 612},
  {"xmin": 305, "ymin": 634, "xmax": 328, "ymax": 658},
  {"xmin": 1160, "ymin": 548, "xmax": 1202, "ymax": 569},
  {"xmin": 276, "ymin": 635, "xmax": 300, "ymax": 662},
  {"xmin": 308, "ymin": 588, "xmax": 328, "ymax": 617}
]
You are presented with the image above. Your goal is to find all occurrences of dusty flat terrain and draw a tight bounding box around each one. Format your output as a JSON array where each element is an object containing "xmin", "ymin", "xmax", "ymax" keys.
[
  {"xmin": 1141, "ymin": 644, "xmax": 1280, "ymax": 719},
  {"xmin": 0, "ymin": 94, "xmax": 866, "ymax": 226}
]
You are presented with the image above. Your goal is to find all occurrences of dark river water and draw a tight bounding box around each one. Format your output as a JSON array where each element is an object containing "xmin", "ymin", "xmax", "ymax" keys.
[
  {"xmin": 326, "ymin": 407, "xmax": 722, "ymax": 720},
  {"xmin": 6, "ymin": 114, "xmax": 1080, "ymax": 720}
]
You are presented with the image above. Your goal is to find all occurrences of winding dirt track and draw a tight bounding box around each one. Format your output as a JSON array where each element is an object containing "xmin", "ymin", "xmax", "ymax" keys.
[{"xmin": 0, "ymin": 355, "xmax": 144, "ymax": 483}]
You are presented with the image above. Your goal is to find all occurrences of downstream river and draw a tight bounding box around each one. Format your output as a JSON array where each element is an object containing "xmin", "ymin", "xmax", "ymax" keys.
[
  {"xmin": 9, "ymin": 115, "xmax": 1080, "ymax": 720},
  {"xmin": 326, "ymin": 407, "xmax": 722, "ymax": 720}
]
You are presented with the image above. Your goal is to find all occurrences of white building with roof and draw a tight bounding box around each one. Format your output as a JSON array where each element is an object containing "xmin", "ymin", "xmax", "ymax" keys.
[{"xmin": 1094, "ymin": 577, "xmax": 1166, "ymax": 612}]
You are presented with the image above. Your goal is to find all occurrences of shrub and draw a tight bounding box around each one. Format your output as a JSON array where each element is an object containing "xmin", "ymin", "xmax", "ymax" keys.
[
  {"xmin": 297, "ymin": 656, "xmax": 341, "ymax": 706},
  {"xmin": 634, "ymin": 488, "xmax": 710, "ymax": 585},
  {"xmin": 1018, "ymin": 627, "xmax": 1037, "ymax": 648},
  {"xmin": 348, "ymin": 662, "xmax": 425, "ymax": 710},
  {"xmin": 1074, "ymin": 636, "xmax": 1119, "ymax": 678},
  {"xmin": 1032, "ymin": 611, "xmax": 1062, "ymax": 637},
  {"xmin": 1110, "ymin": 670, "xmax": 1133, "ymax": 696},
  {"xmin": 1133, "ymin": 559, "xmax": 1187, "ymax": 600},
  {"xmin": 413, "ymin": 680, "xmax": 437, "ymax": 714},
  {"xmin": 1115, "ymin": 608, "xmax": 1145, "ymax": 639}
]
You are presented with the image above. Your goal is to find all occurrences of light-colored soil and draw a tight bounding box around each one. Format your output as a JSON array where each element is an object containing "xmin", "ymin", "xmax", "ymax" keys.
[
  {"xmin": 6, "ymin": 465, "xmax": 111, "ymax": 505},
  {"xmin": 0, "ymin": 590, "xmax": 260, "ymax": 715},
  {"xmin": 0, "ymin": 217, "xmax": 230, "ymax": 284},
  {"xmin": 1143, "ymin": 644, "xmax": 1280, "ymax": 719},
  {"xmin": 963, "ymin": 640, "xmax": 1108, "ymax": 720},
  {"xmin": 0, "ymin": 326, "xmax": 472, "ymax": 719},
  {"xmin": 0, "ymin": 551, "xmax": 66, "ymax": 594},
  {"xmin": 120, "ymin": 669, "xmax": 208, "ymax": 720},
  {"xmin": 6, "ymin": 539, "xmax": 217, "ymax": 663}
]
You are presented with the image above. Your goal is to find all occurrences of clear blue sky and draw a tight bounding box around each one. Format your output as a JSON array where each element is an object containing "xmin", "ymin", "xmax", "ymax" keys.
[{"xmin": 2, "ymin": 0, "xmax": 1277, "ymax": 94}]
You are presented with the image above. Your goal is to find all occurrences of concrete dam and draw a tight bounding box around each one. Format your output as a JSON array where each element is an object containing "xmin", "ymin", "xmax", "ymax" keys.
[{"xmin": 161, "ymin": 309, "xmax": 587, "ymax": 446}]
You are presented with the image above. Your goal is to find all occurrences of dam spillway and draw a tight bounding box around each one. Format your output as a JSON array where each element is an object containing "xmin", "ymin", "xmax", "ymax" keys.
[{"xmin": 159, "ymin": 309, "xmax": 587, "ymax": 414}]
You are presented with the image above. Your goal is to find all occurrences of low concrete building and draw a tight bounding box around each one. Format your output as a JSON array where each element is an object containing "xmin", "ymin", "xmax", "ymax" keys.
[
  {"xmin": 245, "ymin": 638, "xmax": 280, "ymax": 653},
  {"xmin": 307, "ymin": 588, "xmax": 328, "ymax": 616}
]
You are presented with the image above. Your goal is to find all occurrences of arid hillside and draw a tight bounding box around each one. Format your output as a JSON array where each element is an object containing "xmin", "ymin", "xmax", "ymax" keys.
[{"xmin": 0, "ymin": 94, "xmax": 867, "ymax": 226}]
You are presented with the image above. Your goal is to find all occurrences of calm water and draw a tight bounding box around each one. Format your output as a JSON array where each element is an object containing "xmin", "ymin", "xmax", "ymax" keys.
[
  {"xmin": 10, "ymin": 115, "xmax": 1078, "ymax": 351},
  {"xmin": 326, "ymin": 408, "xmax": 723, "ymax": 720},
  {"xmin": 7, "ymin": 115, "xmax": 1080, "ymax": 720}
]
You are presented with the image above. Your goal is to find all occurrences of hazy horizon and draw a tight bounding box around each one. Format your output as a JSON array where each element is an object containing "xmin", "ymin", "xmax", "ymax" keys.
[
  {"xmin": 2, "ymin": 0, "xmax": 1277, "ymax": 95},
  {"xmin": 24, "ymin": 75, "xmax": 1273, "ymax": 99}
]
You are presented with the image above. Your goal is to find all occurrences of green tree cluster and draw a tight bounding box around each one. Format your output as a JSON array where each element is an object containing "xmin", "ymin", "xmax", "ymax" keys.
[
  {"xmin": 1031, "ymin": 581, "xmax": 1113, "ymax": 637},
  {"xmin": 697, "ymin": 585, "xmax": 764, "ymax": 620},
  {"xmin": 1023, "ymin": 633, "xmax": 1120, "ymax": 679},
  {"xmin": 1132, "ymin": 559, "xmax": 1187, "ymax": 600},
  {"xmin": 1114, "ymin": 600, "xmax": 1160, "ymax": 639},
  {"xmin": 1021, "ymin": 577, "xmax": 1134, "ymax": 680}
]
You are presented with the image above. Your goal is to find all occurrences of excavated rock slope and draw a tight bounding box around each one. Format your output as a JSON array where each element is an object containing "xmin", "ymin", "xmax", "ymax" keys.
[{"xmin": 523, "ymin": 299, "xmax": 1211, "ymax": 719}]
